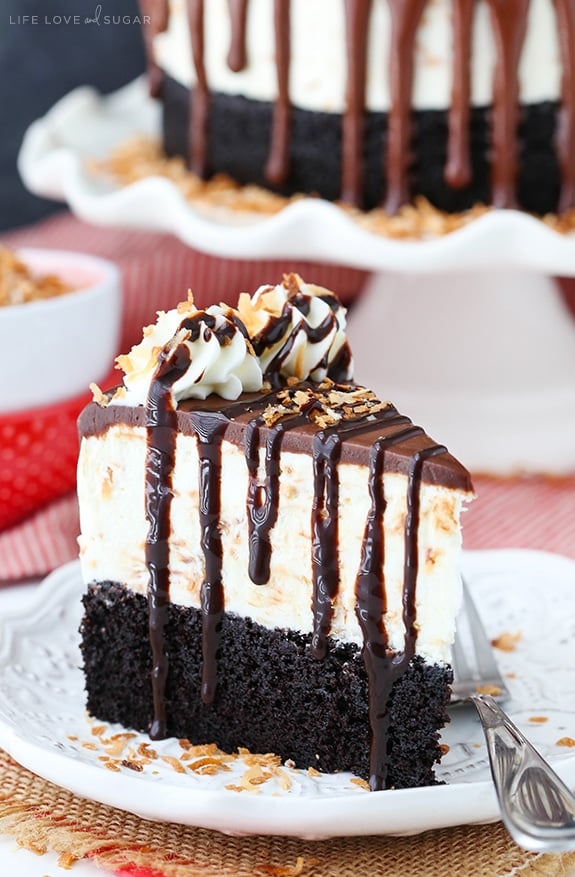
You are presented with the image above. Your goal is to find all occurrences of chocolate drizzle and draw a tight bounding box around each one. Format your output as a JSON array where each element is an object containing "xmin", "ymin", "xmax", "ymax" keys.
[
  {"xmin": 355, "ymin": 422, "xmax": 422, "ymax": 790},
  {"xmin": 141, "ymin": 0, "xmax": 575, "ymax": 213},
  {"xmin": 342, "ymin": 0, "xmax": 373, "ymax": 206},
  {"xmin": 485, "ymin": 0, "xmax": 529, "ymax": 209},
  {"xmin": 555, "ymin": 0, "xmax": 575, "ymax": 212},
  {"xmin": 187, "ymin": 0, "xmax": 210, "ymax": 178},
  {"xmin": 192, "ymin": 411, "xmax": 228, "ymax": 704},
  {"xmin": 144, "ymin": 343, "xmax": 192, "ymax": 740},
  {"xmin": 265, "ymin": 0, "xmax": 292, "ymax": 186},
  {"xmin": 138, "ymin": 0, "xmax": 169, "ymax": 98},
  {"xmin": 226, "ymin": 0, "xmax": 249, "ymax": 72},
  {"xmin": 250, "ymin": 292, "xmax": 351, "ymax": 389},
  {"xmin": 445, "ymin": 0, "xmax": 474, "ymax": 190},
  {"xmin": 384, "ymin": 0, "xmax": 427, "ymax": 215},
  {"xmin": 245, "ymin": 418, "xmax": 283, "ymax": 585},
  {"xmin": 139, "ymin": 370, "xmax": 453, "ymax": 785}
]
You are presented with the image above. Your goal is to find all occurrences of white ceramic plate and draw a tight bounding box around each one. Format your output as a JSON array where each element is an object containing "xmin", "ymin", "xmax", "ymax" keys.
[
  {"xmin": 0, "ymin": 549, "xmax": 574, "ymax": 839},
  {"xmin": 18, "ymin": 77, "xmax": 575, "ymax": 275}
]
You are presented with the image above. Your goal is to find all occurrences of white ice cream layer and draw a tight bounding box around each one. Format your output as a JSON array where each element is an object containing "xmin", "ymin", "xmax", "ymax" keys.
[
  {"xmin": 154, "ymin": 0, "xmax": 561, "ymax": 113},
  {"xmin": 78, "ymin": 424, "xmax": 469, "ymax": 665}
]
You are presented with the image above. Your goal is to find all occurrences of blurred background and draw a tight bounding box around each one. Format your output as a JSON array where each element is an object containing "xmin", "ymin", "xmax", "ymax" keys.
[{"xmin": 0, "ymin": 0, "xmax": 146, "ymax": 231}]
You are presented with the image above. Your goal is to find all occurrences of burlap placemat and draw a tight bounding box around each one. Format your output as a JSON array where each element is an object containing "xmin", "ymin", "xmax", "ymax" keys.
[{"xmin": 0, "ymin": 750, "xmax": 574, "ymax": 877}]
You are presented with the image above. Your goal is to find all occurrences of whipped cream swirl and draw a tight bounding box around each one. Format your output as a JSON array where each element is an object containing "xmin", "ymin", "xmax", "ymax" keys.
[
  {"xmin": 102, "ymin": 276, "xmax": 353, "ymax": 407},
  {"xmin": 110, "ymin": 298, "xmax": 262, "ymax": 406},
  {"xmin": 236, "ymin": 275, "xmax": 353, "ymax": 386}
]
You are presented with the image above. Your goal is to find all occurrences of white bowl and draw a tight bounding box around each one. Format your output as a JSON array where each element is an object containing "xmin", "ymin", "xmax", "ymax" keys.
[{"xmin": 0, "ymin": 248, "xmax": 121, "ymax": 414}]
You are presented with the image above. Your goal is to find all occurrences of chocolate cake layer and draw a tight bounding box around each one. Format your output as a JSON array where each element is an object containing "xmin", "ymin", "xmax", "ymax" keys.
[
  {"xmin": 161, "ymin": 75, "xmax": 561, "ymax": 215},
  {"xmin": 81, "ymin": 581, "xmax": 452, "ymax": 788}
]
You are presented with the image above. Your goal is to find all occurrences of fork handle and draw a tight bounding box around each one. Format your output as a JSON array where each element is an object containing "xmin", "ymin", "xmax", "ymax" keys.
[{"xmin": 470, "ymin": 694, "xmax": 575, "ymax": 852}]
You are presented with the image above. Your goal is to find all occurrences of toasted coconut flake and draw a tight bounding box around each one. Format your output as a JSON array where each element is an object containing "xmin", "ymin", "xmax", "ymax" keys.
[
  {"xmin": 276, "ymin": 768, "xmax": 293, "ymax": 791},
  {"xmin": 90, "ymin": 382, "xmax": 109, "ymax": 406},
  {"xmin": 491, "ymin": 631, "xmax": 522, "ymax": 652},
  {"xmin": 475, "ymin": 684, "xmax": 502, "ymax": 697},
  {"xmin": 121, "ymin": 759, "xmax": 144, "ymax": 772},
  {"xmin": 188, "ymin": 756, "xmax": 232, "ymax": 774},
  {"xmin": 0, "ymin": 245, "xmax": 73, "ymax": 307},
  {"xmin": 350, "ymin": 777, "xmax": 371, "ymax": 791},
  {"xmin": 137, "ymin": 742, "xmax": 158, "ymax": 760},
  {"xmin": 160, "ymin": 755, "xmax": 187, "ymax": 774},
  {"xmin": 88, "ymin": 137, "xmax": 562, "ymax": 241}
]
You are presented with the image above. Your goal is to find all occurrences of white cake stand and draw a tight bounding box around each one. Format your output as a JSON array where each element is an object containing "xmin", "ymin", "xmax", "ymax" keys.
[{"xmin": 18, "ymin": 77, "xmax": 575, "ymax": 474}]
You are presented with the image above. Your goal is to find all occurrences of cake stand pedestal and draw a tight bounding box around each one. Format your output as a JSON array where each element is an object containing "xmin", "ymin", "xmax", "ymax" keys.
[
  {"xmin": 346, "ymin": 269, "xmax": 575, "ymax": 475},
  {"xmin": 17, "ymin": 77, "xmax": 575, "ymax": 474}
]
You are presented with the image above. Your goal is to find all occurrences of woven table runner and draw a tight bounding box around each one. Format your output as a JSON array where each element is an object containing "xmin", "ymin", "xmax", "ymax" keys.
[{"xmin": 0, "ymin": 749, "xmax": 574, "ymax": 877}]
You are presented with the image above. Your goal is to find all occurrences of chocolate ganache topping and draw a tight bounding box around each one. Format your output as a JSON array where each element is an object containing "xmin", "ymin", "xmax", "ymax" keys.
[
  {"xmin": 140, "ymin": 0, "xmax": 575, "ymax": 213},
  {"xmin": 84, "ymin": 278, "xmax": 472, "ymax": 790}
]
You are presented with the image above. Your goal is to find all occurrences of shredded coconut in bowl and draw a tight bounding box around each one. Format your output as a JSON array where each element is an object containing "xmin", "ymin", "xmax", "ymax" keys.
[{"xmin": 0, "ymin": 246, "xmax": 73, "ymax": 307}]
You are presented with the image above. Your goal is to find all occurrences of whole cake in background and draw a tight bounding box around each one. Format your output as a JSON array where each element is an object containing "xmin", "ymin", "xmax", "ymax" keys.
[
  {"xmin": 78, "ymin": 275, "xmax": 474, "ymax": 791},
  {"xmin": 139, "ymin": 0, "xmax": 575, "ymax": 215}
]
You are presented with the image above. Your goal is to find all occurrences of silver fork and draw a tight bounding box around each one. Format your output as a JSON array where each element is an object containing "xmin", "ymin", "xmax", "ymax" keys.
[
  {"xmin": 451, "ymin": 578, "xmax": 510, "ymax": 704},
  {"xmin": 451, "ymin": 579, "xmax": 575, "ymax": 851}
]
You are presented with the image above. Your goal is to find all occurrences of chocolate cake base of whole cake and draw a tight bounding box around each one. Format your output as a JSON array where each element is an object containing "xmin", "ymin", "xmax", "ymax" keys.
[
  {"xmin": 162, "ymin": 76, "xmax": 561, "ymax": 215},
  {"xmin": 80, "ymin": 580, "xmax": 452, "ymax": 788}
]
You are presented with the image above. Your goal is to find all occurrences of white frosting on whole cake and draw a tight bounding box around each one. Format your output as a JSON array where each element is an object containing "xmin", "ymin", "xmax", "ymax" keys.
[{"xmin": 153, "ymin": 0, "xmax": 561, "ymax": 113}]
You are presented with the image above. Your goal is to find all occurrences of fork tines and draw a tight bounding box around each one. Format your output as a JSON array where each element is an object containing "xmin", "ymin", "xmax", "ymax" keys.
[{"xmin": 450, "ymin": 578, "xmax": 511, "ymax": 704}]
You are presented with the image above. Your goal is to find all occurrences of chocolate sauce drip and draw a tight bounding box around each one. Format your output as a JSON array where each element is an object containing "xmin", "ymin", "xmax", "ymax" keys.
[
  {"xmin": 187, "ymin": 0, "xmax": 210, "ymax": 178},
  {"xmin": 355, "ymin": 423, "xmax": 425, "ymax": 790},
  {"xmin": 251, "ymin": 308, "xmax": 292, "ymax": 357},
  {"xmin": 179, "ymin": 311, "xmax": 237, "ymax": 345},
  {"xmin": 139, "ymin": 0, "xmax": 169, "ymax": 98},
  {"xmin": 190, "ymin": 411, "xmax": 228, "ymax": 704},
  {"xmin": 310, "ymin": 431, "xmax": 343, "ymax": 660},
  {"xmin": 144, "ymin": 344, "xmax": 192, "ymax": 740},
  {"xmin": 163, "ymin": 0, "xmax": 575, "ymax": 213},
  {"xmin": 555, "ymin": 0, "xmax": 575, "ymax": 212},
  {"xmin": 384, "ymin": 0, "xmax": 427, "ymax": 214},
  {"xmin": 402, "ymin": 445, "xmax": 448, "ymax": 648},
  {"xmin": 485, "ymin": 0, "xmax": 529, "ymax": 209},
  {"xmin": 245, "ymin": 419, "xmax": 283, "ymax": 585},
  {"xmin": 342, "ymin": 0, "xmax": 373, "ymax": 206},
  {"xmin": 245, "ymin": 401, "xmax": 321, "ymax": 585},
  {"xmin": 265, "ymin": 0, "xmax": 291, "ymax": 186},
  {"xmin": 226, "ymin": 0, "xmax": 249, "ymax": 72},
  {"xmin": 256, "ymin": 307, "xmax": 339, "ymax": 389},
  {"xmin": 310, "ymin": 407, "xmax": 410, "ymax": 661},
  {"xmin": 326, "ymin": 342, "xmax": 353, "ymax": 383},
  {"xmin": 445, "ymin": 0, "xmax": 474, "ymax": 189}
]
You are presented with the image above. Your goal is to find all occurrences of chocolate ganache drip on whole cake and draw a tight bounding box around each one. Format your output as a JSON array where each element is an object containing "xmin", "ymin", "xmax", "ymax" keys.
[
  {"xmin": 140, "ymin": 0, "xmax": 575, "ymax": 213},
  {"xmin": 86, "ymin": 276, "xmax": 472, "ymax": 790}
]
